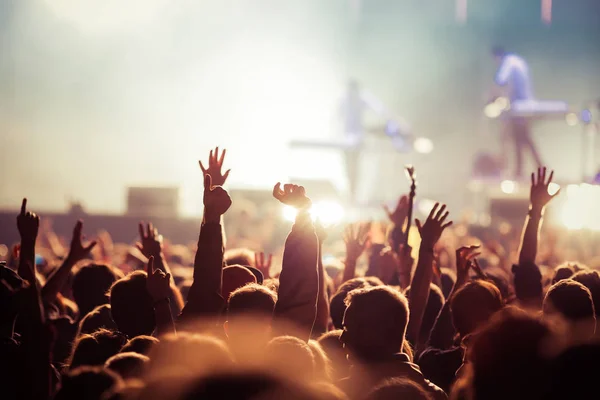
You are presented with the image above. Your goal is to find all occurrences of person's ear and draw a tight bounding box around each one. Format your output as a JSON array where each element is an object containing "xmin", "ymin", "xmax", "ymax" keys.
[{"xmin": 223, "ymin": 320, "xmax": 230, "ymax": 338}]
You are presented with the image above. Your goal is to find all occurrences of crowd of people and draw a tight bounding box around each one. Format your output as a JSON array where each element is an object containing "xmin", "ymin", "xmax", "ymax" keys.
[{"xmin": 2, "ymin": 146, "xmax": 600, "ymax": 400}]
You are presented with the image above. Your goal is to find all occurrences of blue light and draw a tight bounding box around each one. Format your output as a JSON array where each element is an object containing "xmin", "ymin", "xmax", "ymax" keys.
[{"xmin": 581, "ymin": 109, "xmax": 592, "ymax": 124}]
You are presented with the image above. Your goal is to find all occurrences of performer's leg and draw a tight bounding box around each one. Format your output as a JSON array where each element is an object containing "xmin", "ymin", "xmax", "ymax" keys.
[
  {"xmin": 524, "ymin": 125, "xmax": 543, "ymax": 168},
  {"xmin": 345, "ymin": 149, "xmax": 360, "ymax": 203},
  {"xmin": 512, "ymin": 119, "xmax": 526, "ymax": 179}
]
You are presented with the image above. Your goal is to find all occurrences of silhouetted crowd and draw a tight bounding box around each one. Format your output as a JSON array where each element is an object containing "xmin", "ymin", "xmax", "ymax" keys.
[{"xmin": 2, "ymin": 147, "xmax": 600, "ymax": 400}]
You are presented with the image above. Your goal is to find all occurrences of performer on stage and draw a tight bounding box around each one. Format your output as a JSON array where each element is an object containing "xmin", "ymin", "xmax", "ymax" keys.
[
  {"xmin": 492, "ymin": 46, "xmax": 543, "ymax": 179},
  {"xmin": 339, "ymin": 79, "xmax": 409, "ymax": 202}
]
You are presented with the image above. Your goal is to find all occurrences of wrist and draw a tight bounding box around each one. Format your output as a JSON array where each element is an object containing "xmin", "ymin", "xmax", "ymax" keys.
[
  {"xmin": 528, "ymin": 206, "xmax": 544, "ymax": 219},
  {"xmin": 203, "ymin": 211, "xmax": 221, "ymax": 224},
  {"xmin": 153, "ymin": 297, "xmax": 170, "ymax": 308}
]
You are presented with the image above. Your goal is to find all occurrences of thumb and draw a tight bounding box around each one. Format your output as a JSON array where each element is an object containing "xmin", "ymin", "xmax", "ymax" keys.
[{"xmin": 204, "ymin": 174, "xmax": 212, "ymax": 191}]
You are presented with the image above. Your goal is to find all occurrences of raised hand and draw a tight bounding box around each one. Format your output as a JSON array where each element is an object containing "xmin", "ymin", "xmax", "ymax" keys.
[
  {"xmin": 344, "ymin": 222, "xmax": 371, "ymax": 262},
  {"xmin": 136, "ymin": 222, "xmax": 163, "ymax": 258},
  {"xmin": 66, "ymin": 220, "xmax": 97, "ymax": 262},
  {"xmin": 383, "ymin": 195, "xmax": 409, "ymax": 226},
  {"xmin": 254, "ymin": 252, "xmax": 273, "ymax": 278},
  {"xmin": 272, "ymin": 183, "xmax": 312, "ymax": 210},
  {"xmin": 199, "ymin": 147, "xmax": 231, "ymax": 187},
  {"xmin": 530, "ymin": 167, "xmax": 560, "ymax": 211},
  {"xmin": 17, "ymin": 198, "xmax": 39, "ymax": 243},
  {"xmin": 415, "ymin": 203, "xmax": 452, "ymax": 249},
  {"xmin": 146, "ymin": 256, "xmax": 171, "ymax": 302},
  {"xmin": 455, "ymin": 245, "xmax": 481, "ymax": 285},
  {"xmin": 204, "ymin": 174, "xmax": 232, "ymax": 221}
]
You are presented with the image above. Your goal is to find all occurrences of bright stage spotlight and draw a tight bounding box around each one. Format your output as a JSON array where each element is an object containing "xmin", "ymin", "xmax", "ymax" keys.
[
  {"xmin": 559, "ymin": 184, "xmax": 600, "ymax": 231},
  {"xmin": 414, "ymin": 137, "xmax": 434, "ymax": 154},
  {"xmin": 281, "ymin": 201, "xmax": 345, "ymax": 225},
  {"xmin": 500, "ymin": 180, "xmax": 517, "ymax": 194}
]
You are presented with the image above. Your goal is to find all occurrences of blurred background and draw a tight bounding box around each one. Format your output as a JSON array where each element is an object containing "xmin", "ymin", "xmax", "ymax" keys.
[{"xmin": 0, "ymin": 0, "xmax": 599, "ymax": 235}]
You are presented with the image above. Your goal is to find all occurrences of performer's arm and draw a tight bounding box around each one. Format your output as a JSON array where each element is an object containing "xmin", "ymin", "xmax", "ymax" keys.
[{"xmin": 494, "ymin": 56, "xmax": 512, "ymax": 87}]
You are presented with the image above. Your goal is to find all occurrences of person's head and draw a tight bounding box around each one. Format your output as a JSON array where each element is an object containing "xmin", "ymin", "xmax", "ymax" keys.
[
  {"xmin": 224, "ymin": 248, "xmax": 254, "ymax": 268},
  {"xmin": 552, "ymin": 266, "xmax": 574, "ymax": 285},
  {"xmin": 55, "ymin": 366, "xmax": 122, "ymax": 400},
  {"xmin": 330, "ymin": 278, "xmax": 371, "ymax": 330},
  {"xmin": 265, "ymin": 336, "xmax": 316, "ymax": 379},
  {"xmin": 308, "ymin": 340, "xmax": 333, "ymax": 382},
  {"xmin": 109, "ymin": 271, "xmax": 155, "ymax": 338},
  {"xmin": 439, "ymin": 268, "xmax": 457, "ymax": 299},
  {"xmin": 68, "ymin": 329, "xmax": 128, "ymax": 370},
  {"xmin": 405, "ymin": 284, "xmax": 444, "ymax": 344},
  {"xmin": 226, "ymin": 283, "xmax": 277, "ymax": 359},
  {"xmin": 222, "ymin": 265, "xmax": 257, "ymax": 303},
  {"xmin": 148, "ymin": 333, "xmax": 234, "ymax": 378},
  {"xmin": 121, "ymin": 335, "xmax": 159, "ymax": 356},
  {"xmin": 73, "ymin": 264, "xmax": 122, "ymax": 318},
  {"xmin": 0, "ymin": 264, "xmax": 27, "ymax": 330},
  {"xmin": 450, "ymin": 280, "xmax": 503, "ymax": 338},
  {"xmin": 543, "ymin": 280, "xmax": 595, "ymax": 340},
  {"xmin": 77, "ymin": 304, "xmax": 117, "ymax": 337},
  {"xmin": 512, "ymin": 261, "xmax": 543, "ymax": 307},
  {"xmin": 491, "ymin": 45, "xmax": 506, "ymax": 64},
  {"xmin": 341, "ymin": 286, "xmax": 409, "ymax": 362},
  {"xmin": 460, "ymin": 307, "xmax": 554, "ymax": 400},
  {"xmin": 548, "ymin": 343, "xmax": 600, "ymax": 399},
  {"xmin": 571, "ymin": 270, "xmax": 600, "ymax": 317},
  {"xmin": 104, "ymin": 351, "xmax": 149, "ymax": 380},
  {"xmin": 366, "ymin": 378, "xmax": 434, "ymax": 400},
  {"xmin": 317, "ymin": 330, "xmax": 348, "ymax": 381}
]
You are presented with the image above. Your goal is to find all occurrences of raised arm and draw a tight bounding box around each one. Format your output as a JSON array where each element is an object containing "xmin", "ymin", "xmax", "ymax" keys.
[
  {"xmin": 42, "ymin": 220, "xmax": 97, "ymax": 304},
  {"xmin": 313, "ymin": 220, "xmax": 331, "ymax": 336},
  {"xmin": 407, "ymin": 203, "xmax": 452, "ymax": 347},
  {"xmin": 136, "ymin": 222, "xmax": 171, "ymax": 276},
  {"xmin": 384, "ymin": 195, "xmax": 409, "ymax": 252},
  {"xmin": 341, "ymin": 222, "xmax": 370, "ymax": 284},
  {"xmin": 17, "ymin": 198, "xmax": 39, "ymax": 285},
  {"xmin": 180, "ymin": 148, "xmax": 232, "ymax": 321},
  {"xmin": 146, "ymin": 256, "xmax": 176, "ymax": 336},
  {"xmin": 518, "ymin": 167, "xmax": 559, "ymax": 265},
  {"xmin": 428, "ymin": 246, "xmax": 480, "ymax": 350},
  {"xmin": 272, "ymin": 183, "xmax": 319, "ymax": 341}
]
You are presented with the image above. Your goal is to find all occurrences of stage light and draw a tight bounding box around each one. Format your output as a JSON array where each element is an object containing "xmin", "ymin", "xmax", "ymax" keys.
[
  {"xmin": 548, "ymin": 182, "xmax": 561, "ymax": 196},
  {"xmin": 559, "ymin": 184, "xmax": 600, "ymax": 231},
  {"xmin": 414, "ymin": 137, "xmax": 434, "ymax": 154},
  {"xmin": 500, "ymin": 180, "xmax": 517, "ymax": 194},
  {"xmin": 484, "ymin": 103, "xmax": 502, "ymax": 119},
  {"xmin": 281, "ymin": 201, "xmax": 345, "ymax": 225},
  {"xmin": 565, "ymin": 113, "xmax": 579, "ymax": 126}
]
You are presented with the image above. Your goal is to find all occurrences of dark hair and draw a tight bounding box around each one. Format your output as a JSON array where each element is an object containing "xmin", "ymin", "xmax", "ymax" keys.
[
  {"xmin": 330, "ymin": 278, "xmax": 371, "ymax": 329},
  {"xmin": 543, "ymin": 280, "xmax": 595, "ymax": 322},
  {"xmin": 121, "ymin": 335, "xmax": 159, "ymax": 356},
  {"xmin": 265, "ymin": 336, "xmax": 316, "ymax": 378},
  {"xmin": 450, "ymin": 280, "xmax": 503, "ymax": 337},
  {"xmin": 68, "ymin": 329, "xmax": 128, "ymax": 370},
  {"xmin": 512, "ymin": 262, "xmax": 543, "ymax": 304},
  {"xmin": 227, "ymin": 283, "xmax": 277, "ymax": 317},
  {"xmin": 54, "ymin": 366, "xmax": 122, "ymax": 400},
  {"xmin": 78, "ymin": 304, "xmax": 118, "ymax": 337},
  {"xmin": 224, "ymin": 248, "xmax": 254, "ymax": 267},
  {"xmin": 109, "ymin": 271, "xmax": 155, "ymax": 338},
  {"xmin": 105, "ymin": 351, "xmax": 149, "ymax": 379},
  {"xmin": 552, "ymin": 266, "xmax": 574, "ymax": 285},
  {"xmin": 72, "ymin": 264, "xmax": 122, "ymax": 318},
  {"xmin": 571, "ymin": 270, "xmax": 600, "ymax": 317},
  {"xmin": 222, "ymin": 265, "xmax": 257, "ymax": 303}
]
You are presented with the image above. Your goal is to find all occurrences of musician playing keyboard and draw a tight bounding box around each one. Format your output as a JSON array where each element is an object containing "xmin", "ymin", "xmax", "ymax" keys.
[{"xmin": 492, "ymin": 46, "xmax": 543, "ymax": 179}]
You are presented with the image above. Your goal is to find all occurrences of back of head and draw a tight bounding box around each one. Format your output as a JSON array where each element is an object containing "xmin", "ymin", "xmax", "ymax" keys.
[
  {"xmin": 465, "ymin": 307, "xmax": 554, "ymax": 400},
  {"xmin": 222, "ymin": 265, "xmax": 257, "ymax": 302},
  {"xmin": 308, "ymin": 340, "xmax": 333, "ymax": 382},
  {"xmin": 265, "ymin": 336, "xmax": 316, "ymax": 380},
  {"xmin": 121, "ymin": 335, "xmax": 159, "ymax": 356},
  {"xmin": 55, "ymin": 366, "xmax": 122, "ymax": 400},
  {"xmin": 105, "ymin": 351, "xmax": 149, "ymax": 380},
  {"xmin": 342, "ymin": 286, "xmax": 409, "ymax": 360},
  {"xmin": 366, "ymin": 378, "xmax": 434, "ymax": 400},
  {"xmin": 109, "ymin": 271, "xmax": 155, "ymax": 338},
  {"xmin": 552, "ymin": 266, "xmax": 574, "ymax": 285},
  {"xmin": 227, "ymin": 283, "xmax": 277, "ymax": 318},
  {"xmin": 571, "ymin": 270, "xmax": 600, "ymax": 317},
  {"xmin": 451, "ymin": 280, "xmax": 503, "ymax": 338},
  {"xmin": 440, "ymin": 268, "xmax": 456, "ymax": 299},
  {"xmin": 317, "ymin": 330, "xmax": 348, "ymax": 381},
  {"xmin": 491, "ymin": 45, "xmax": 506, "ymax": 58},
  {"xmin": 68, "ymin": 329, "xmax": 128, "ymax": 370},
  {"xmin": 78, "ymin": 304, "xmax": 117, "ymax": 336},
  {"xmin": 148, "ymin": 332, "xmax": 234, "ymax": 379},
  {"xmin": 224, "ymin": 248, "xmax": 254, "ymax": 268},
  {"xmin": 543, "ymin": 280, "xmax": 595, "ymax": 339},
  {"xmin": 548, "ymin": 343, "xmax": 600, "ymax": 399},
  {"xmin": 73, "ymin": 264, "xmax": 122, "ymax": 317},
  {"xmin": 330, "ymin": 278, "xmax": 370, "ymax": 329},
  {"xmin": 512, "ymin": 261, "xmax": 543, "ymax": 306}
]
